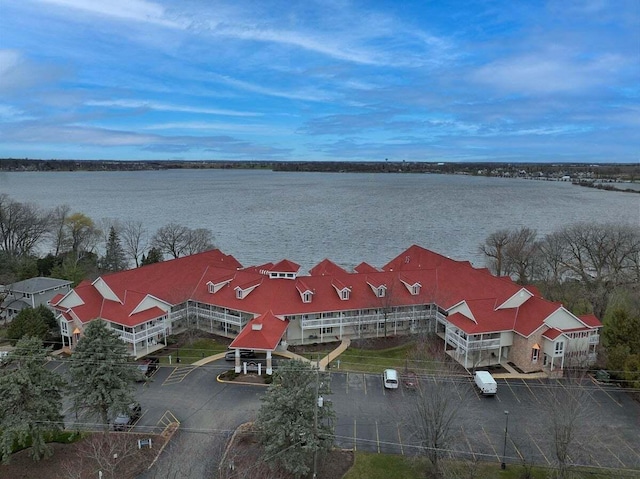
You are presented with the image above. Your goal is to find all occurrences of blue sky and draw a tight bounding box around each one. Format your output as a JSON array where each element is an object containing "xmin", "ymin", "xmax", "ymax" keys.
[{"xmin": 0, "ymin": 0, "xmax": 638, "ymax": 163}]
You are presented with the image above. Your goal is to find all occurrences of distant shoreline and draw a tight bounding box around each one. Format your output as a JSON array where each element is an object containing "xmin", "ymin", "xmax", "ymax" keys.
[{"xmin": 1, "ymin": 158, "xmax": 638, "ymax": 193}]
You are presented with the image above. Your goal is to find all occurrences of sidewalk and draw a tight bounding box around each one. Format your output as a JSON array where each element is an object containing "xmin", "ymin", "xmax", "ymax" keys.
[{"xmin": 193, "ymin": 339, "xmax": 351, "ymax": 371}]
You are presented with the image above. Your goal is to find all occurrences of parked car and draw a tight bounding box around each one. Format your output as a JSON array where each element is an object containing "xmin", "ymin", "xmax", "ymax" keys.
[
  {"xmin": 224, "ymin": 350, "xmax": 256, "ymax": 361},
  {"xmin": 136, "ymin": 357, "xmax": 159, "ymax": 380},
  {"xmin": 112, "ymin": 402, "xmax": 142, "ymax": 431}
]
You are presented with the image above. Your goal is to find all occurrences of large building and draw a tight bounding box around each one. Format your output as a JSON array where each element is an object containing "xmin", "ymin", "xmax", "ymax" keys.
[{"xmin": 51, "ymin": 245, "xmax": 601, "ymax": 374}]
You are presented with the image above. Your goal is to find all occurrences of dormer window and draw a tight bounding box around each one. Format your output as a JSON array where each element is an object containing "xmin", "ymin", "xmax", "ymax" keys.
[
  {"xmin": 303, "ymin": 292, "xmax": 312, "ymax": 303},
  {"xmin": 236, "ymin": 289, "xmax": 243, "ymax": 299},
  {"xmin": 341, "ymin": 289, "xmax": 350, "ymax": 300},
  {"xmin": 208, "ymin": 283, "xmax": 215, "ymax": 293},
  {"xmin": 377, "ymin": 286, "xmax": 386, "ymax": 298},
  {"xmin": 412, "ymin": 284, "xmax": 420, "ymax": 296}
]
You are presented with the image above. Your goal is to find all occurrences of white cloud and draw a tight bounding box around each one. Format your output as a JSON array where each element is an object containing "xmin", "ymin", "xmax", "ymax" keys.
[
  {"xmin": 85, "ymin": 99, "xmax": 261, "ymax": 117},
  {"xmin": 37, "ymin": 0, "xmax": 183, "ymax": 28},
  {"xmin": 472, "ymin": 52, "xmax": 626, "ymax": 94}
]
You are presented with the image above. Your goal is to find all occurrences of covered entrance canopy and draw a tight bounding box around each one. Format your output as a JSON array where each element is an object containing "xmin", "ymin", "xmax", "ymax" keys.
[{"xmin": 229, "ymin": 311, "xmax": 289, "ymax": 374}]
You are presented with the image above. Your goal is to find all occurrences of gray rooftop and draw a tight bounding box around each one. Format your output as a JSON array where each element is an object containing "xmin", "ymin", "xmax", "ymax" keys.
[{"xmin": 6, "ymin": 277, "xmax": 72, "ymax": 294}]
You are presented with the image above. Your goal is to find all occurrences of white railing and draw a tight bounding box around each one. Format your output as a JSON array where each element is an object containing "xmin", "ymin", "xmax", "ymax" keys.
[
  {"xmin": 111, "ymin": 323, "xmax": 165, "ymax": 344},
  {"xmin": 467, "ymin": 338, "xmax": 501, "ymax": 350},
  {"xmin": 300, "ymin": 309, "xmax": 433, "ymax": 330},
  {"xmin": 589, "ymin": 335, "xmax": 600, "ymax": 344}
]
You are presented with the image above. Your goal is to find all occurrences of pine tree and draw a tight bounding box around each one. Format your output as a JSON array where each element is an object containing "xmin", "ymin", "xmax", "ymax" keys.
[
  {"xmin": 140, "ymin": 247, "xmax": 163, "ymax": 266},
  {"xmin": 0, "ymin": 337, "xmax": 65, "ymax": 463},
  {"xmin": 67, "ymin": 320, "xmax": 137, "ymax": 431},
  {"xmin": 256, "ymin": 360, "xmax": 334, "ymax": 478},
  {"xmin": 100, "ymin": 226, "xmax": 127, "ymax": 272}
]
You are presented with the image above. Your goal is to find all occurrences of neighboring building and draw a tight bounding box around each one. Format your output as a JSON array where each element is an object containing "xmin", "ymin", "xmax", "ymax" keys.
[
  {"xmin": 51, "ymin": 246, "xmax": 601, "ymax": 374},
  {"xmin": 1, "ymin": 277, "xmax": 72, "ymax": 323}
]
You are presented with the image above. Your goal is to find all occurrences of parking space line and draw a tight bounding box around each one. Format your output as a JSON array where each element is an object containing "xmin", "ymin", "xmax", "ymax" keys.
[
  {"xmin": 593, "ymin": 435, "xmax": 626, "ymax": 467},
  {"xmin": 616, "ymin": 433, "xmax": 640, "ymax": 461},
  {"xmin": 460, "ymin": 426, "xmax": 476, "ymax": 460},
  {"xmin": 508, "ymin": 436, "xmax": 523, "ymax": 461},
  {"xmin": 375, "ymin": 420, "xmax": 380, "ymax": 453},
  {"xmin": 504, "ymin": 380, "xmax": 521, "ymax": 404},
  {"xmin": 397, "ymin": 424, "xmax": 404, "ymax": 455},
  {"xmin": 363, "ymin": 374, "xmax": 367, "ymax": 395},
  {"xmin": 590, "ymin": 377, "xmax": 623, "ymax": 408},
  {"xmin": 527, "ymin": 429, "xmax": 550, "ymax": 465},
  {"xmin": 480, "ymin": 426, "xmax": 500, "ymax": 461},
  {"xmin": 521, "ymin": 379, "xmax": 540, "ymax": 403},
  {"xmin": 49, "ymin": 362, "xmax": 65, "ymax": 372},
  {"xmin": 353, "ymin": 419, "xmax": 357, "ymax": 451},
  {"xmin": 346, "ymin": 372, "xmax": 349, "ymax": 395}
]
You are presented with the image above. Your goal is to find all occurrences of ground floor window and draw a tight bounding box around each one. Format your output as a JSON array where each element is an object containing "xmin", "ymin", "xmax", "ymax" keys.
[
  {"xmin": 531, "ymin": 348, "xmax": 539, "ymax": 362},
  {"xmin": 321, "ymin": 327, "xmax": 333, "ymax": 334}
]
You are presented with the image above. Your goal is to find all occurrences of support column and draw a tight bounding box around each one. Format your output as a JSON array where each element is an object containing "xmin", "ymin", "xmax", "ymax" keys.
[
  {"xmin": 266, "ymin": 350, "xmax": 273, "ymax": 375},
  {"xmin": 234, "ymin": 349, "xmax": 241, "ymax": 373}
]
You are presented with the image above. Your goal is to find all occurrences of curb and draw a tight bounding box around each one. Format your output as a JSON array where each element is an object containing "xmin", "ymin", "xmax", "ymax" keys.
[{"xmin": 216, "ymin": 373, "xmax": 270, "ymax": 387}]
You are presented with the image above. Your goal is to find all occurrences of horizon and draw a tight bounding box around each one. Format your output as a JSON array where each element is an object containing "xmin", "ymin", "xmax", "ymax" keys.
[{"xmin": 1, "ymin": 1, "xmax": 639, "ymax": 163}]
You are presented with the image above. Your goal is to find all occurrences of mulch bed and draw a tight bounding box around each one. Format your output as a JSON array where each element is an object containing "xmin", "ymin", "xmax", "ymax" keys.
[
  {"xmin": 219, "ymin": 425, "xmax": 353, "ymax": 479},
  {"xmin": 0, "ymin": 432, "xmax": 165, "ymax": 479}
]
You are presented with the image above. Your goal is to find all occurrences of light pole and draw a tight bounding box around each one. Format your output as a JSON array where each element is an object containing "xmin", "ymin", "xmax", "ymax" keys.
[{"xmin": 501, "ymin": 410, "xmax": 509, "ymax": 469}]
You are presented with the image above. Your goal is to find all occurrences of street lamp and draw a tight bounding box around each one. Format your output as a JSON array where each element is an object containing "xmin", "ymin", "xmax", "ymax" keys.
[{"xmin": 501, "ymin": 410, "xmax": 509, "ymax": 469}]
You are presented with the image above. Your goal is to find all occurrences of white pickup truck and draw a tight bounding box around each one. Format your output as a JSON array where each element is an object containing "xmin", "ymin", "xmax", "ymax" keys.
[{"xmin": 474, "ymin": 371, "xmax": 497, "ymax": 396}]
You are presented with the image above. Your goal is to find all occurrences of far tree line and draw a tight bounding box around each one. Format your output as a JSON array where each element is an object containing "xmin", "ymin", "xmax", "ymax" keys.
[
  {"xmin": 0, "ymin": 193, "xmax": 215, "ymax": 285},
  {"xmin": 480, "ymin": 223, "xmax": 640, "ymax": 388}
]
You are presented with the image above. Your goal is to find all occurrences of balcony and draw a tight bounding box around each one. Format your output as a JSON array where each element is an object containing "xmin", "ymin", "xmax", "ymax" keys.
[{"xmin": 589, "ymin": 334, "xmax": 600, "ymax": 344}]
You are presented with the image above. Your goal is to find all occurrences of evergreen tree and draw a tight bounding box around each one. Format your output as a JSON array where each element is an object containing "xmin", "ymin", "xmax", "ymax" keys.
[
  {"xmin": 0, "ymin": 337, "xmax": 65, "ymax": 463},
  {"xmin": 256, "ymin": 360, "xmax": 334, "ymax": 478},
  {"xmin": 100, "ymin": 226, "xmax": 127, "ymax": 272},
  {"xmin": 7, "ymin": 305, "xmax": 59, "ymax": 345},
  {"xmin": 140, "ymin": 247, "xmax": 163, "ymax": 266},
  {"xmin": 67, "ymin": 320, "xmax": 137, "ymax": 430}
]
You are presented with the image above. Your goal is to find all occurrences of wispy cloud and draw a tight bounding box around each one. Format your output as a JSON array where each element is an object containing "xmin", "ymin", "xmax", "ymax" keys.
[{"xmin": 85, "ymin": 99, "xmax": 261, "ymax": 117}]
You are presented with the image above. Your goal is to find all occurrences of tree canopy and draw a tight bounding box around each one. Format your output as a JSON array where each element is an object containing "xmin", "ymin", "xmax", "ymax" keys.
[
  {"xmin": 67, "ymin": 320, "xmax": 137, "ymax": 430},
  {"xmin": 256, "ymin": 360, "xmax": 334, "ymax": 478},
  {"xmin": 0, "ymin": 337, "xmax": 65, "ymax": 463},
  {"xmin": 7, "ymin": 305, "xmax": 58, "ymax": 345}
]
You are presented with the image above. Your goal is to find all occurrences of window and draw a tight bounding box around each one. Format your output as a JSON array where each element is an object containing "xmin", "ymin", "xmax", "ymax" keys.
[
  {"xmin": 341, "ymin": 289, "xmax": 350, "ymax": 300},
  {"xmin": 377, "ymin": 287, "xmax": 386, "ymax": 298},
  {"xmin": 321, "ymin": 327, "xmax": 333, "ymax": 334},
  {"xmin": 236, "ymin": 289, "xmax": 243, "ymax": 299},
  {"xmin": 302, "ymin": 292, "xmax": 312, "ymax": 303},
  {"xmin": 411, "ymin": 285, "xmax": 420, "ymax": 295},
  {"xmin": 531, "ymin": 348, "xmax": 539, "ymax": 362},
  {"xmin": 555, "ymin": 341, "xmax": 564, "ymax": 355},
  {"xmin": 378, "ymin": 322, "xmax": 385, "ymax": 329},
  {"xmin": 60, "ymin": 321, "xmax": 69, "ymax": 335}
]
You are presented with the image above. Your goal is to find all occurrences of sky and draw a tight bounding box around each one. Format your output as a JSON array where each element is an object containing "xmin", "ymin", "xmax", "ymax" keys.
[{"xmin": 0, "ymin": 0, "xmax": 638, "ymax": 163}]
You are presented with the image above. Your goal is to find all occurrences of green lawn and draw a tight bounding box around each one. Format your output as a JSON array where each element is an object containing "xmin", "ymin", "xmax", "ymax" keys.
[
  {"xmin": 320, "ymin": 342, "xmax": 447, "ymax": 375},
  {"xmin": 343, "ymin": 452, "xmax": 635, "ymax": 479},
  {"xmin": 156, "ymin": 338, "xmax": 227, "ymax": 365}
]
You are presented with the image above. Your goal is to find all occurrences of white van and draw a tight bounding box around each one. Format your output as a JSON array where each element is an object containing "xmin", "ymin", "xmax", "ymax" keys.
[
  {"xmin": 383, "ymin": 369, "xmax": 399, "ymax": 389},
  {"xmin": 474, "ymin": 371, "xmax": 497, "ymax": 396}
]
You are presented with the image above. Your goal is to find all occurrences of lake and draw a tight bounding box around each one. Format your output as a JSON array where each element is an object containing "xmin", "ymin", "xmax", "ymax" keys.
[{"xmin": 1, "ymin": 169, "xmax": 638, "ymax": 272}]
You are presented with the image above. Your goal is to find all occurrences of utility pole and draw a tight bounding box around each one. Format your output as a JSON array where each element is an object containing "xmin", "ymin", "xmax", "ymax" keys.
[{"xmin": 312, "ymin": 353, "xmax": 320, "ymax": 479}]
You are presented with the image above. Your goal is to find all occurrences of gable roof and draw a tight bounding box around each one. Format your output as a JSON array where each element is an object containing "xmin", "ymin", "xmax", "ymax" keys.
[{"xmin": 229, "ymin": 311, "xmax": 288, "ymax": 350}]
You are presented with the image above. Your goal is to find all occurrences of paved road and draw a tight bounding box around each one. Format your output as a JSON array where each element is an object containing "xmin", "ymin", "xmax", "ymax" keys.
[{"xmin": 47, "ymin": 360, "xmax": 640, "ymax": 476}]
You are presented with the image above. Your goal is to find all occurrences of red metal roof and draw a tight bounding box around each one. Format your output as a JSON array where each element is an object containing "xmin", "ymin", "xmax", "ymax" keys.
[{"xmin": 229, "ymin": 311, "xmax": 289, "ymax": 350}]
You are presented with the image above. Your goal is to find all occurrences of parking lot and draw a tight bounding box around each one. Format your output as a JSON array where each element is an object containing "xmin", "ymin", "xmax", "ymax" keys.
[
  {"xmin": 328, "ymin": 371, "xmax": 640, "ymax": 470},
  {"xmin": 47, "ymin": 360, "xmax": 640, "ymax": 475}
]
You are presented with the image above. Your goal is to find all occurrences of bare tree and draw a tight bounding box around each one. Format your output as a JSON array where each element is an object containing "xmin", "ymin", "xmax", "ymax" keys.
[
  {"xmin": 184, "ymin": 227, "xmax": 215, "ymax": 256},
  {"xmin": 0, "ymin": 194, "xmax": 52, "ymax": 258},
  {"xmin": 152, "ymin": 223, "xmax": 190, "ymax": 259},
  {"xmin": 543, "ymin": 368, "xmax": 598, "ymax": 479},
  {"xmin": 50, "ymin": 204, "xmax": 71, "ymax": 256},
  {"xmin": 63, "ymin": 212, "xmax": 101, "ymax": 261},
  {"xmin": 479, "ymin": 229, "xmax": 511, "ymax": 277},
  {"xmin": 554, "ymin": 223, "xmax": 640, "ymax": 318},
  {"xmin": 503, "ymin": 227, "xmax": 539, "ymax": 284},
  {"xmin": 120, "ymin": 219, "xmax": 147, "ymax": 267}
]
